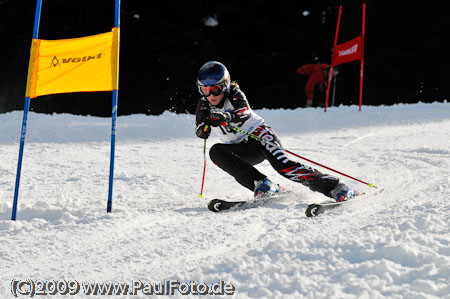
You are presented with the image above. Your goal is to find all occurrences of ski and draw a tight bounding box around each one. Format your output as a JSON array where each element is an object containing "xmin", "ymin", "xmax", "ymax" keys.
[
  {"xmin": 208, "ymin": 199, "xmax": 246, "ymax": 212},
  {"xmin": 207, "ymin": 192, "xmax": 289, "ymax": 212},
  {"xmin": 305, "ymin": 200, "xmax": 352, "ymax": 217},
  {"xmin": 305, "ymin": 189, "xmax": 383, "ymax": 217}
]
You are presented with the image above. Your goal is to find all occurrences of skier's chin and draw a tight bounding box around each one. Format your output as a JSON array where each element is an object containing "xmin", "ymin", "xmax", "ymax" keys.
[{"xmin": 207, "ymin": 94, "xmax": 224, "ymax": 106}]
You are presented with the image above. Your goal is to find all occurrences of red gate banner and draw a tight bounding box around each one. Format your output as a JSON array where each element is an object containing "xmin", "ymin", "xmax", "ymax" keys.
[{"xmin": 332, "ymin": 35, "xmax": 364, "ymax": 66}]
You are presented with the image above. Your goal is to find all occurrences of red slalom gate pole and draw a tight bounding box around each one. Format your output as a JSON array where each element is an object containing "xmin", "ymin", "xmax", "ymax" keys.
[
  {"xmin": 359, "ymin": 3, "xmax": 366, "ymax": 111},
  {"xmin": 230, "ymin": 125, "xmax": 377, "ymax": 189},
  {"xmin": 325, "ymin": 5, "xmax": 342, "ymax": 112}
]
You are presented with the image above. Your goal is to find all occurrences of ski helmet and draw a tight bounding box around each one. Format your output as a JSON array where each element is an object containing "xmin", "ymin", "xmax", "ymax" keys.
[{"xmin": 196, "ymin": 61, "xmax": 231, "ymax": 96}]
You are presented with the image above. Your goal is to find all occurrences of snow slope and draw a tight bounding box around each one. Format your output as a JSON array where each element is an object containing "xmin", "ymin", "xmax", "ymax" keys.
[{"xmin": 1, "ymin": 103, "xmax": 450, "ymax": 298}]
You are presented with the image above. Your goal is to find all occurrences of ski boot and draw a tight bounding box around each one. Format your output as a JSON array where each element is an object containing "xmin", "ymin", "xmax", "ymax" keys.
[
  {"xmin": 331, "ymin": 183, "xmax": 360, "ymax": 202},
  {"xmin": 254, "ymin": 178, "xmax": 282, "ymax": 198}
]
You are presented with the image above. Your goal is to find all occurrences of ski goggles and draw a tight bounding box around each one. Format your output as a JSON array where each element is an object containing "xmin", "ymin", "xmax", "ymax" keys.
[{"xmin": 198, "ymin": 84, "xmax": 225, "ymax": 97}]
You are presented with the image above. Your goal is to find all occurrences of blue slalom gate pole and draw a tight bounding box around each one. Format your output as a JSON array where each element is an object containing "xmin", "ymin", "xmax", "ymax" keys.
[
  {"xmin": 11, "ymin": 0, "xmax": 42, "ymax": 221},
  {"xmin": 107, "ymin": 90, "xmax": 118, "ymax": 213},
  {"xmin": 107, "ymin": 0, "xmax": 120, "ymax": 213}
]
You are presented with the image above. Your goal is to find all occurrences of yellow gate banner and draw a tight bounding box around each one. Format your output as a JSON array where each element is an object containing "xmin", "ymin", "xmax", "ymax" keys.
[{"xmin": 26, "ymin": 27, "xmax": 120, "ymax": 98}]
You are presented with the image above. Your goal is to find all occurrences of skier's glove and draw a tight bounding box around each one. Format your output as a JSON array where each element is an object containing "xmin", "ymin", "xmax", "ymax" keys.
[
  {"xmin": 196, "ymin": 122, "xmax": 211, "ymax": 139},
  {"xmin": 209, "ymin": 112, "xmax": 232, "ymax": 127}
]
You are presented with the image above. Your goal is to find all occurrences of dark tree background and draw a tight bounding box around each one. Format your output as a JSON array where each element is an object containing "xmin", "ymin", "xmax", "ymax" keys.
[{"xmin": 0, "ymin": 0, "xmax": 448, "ymax": 116}]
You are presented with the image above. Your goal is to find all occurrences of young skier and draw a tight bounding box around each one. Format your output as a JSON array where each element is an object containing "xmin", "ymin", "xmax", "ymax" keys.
[{"xmin": 195, "ymin": 61, "xmax": 359, "ymax": 201}]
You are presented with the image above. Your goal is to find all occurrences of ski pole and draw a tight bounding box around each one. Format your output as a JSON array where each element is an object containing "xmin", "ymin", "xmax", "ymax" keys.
[
  {"xmin": 198, "ymin": 126, "xmax": 209, "ymax": 198},
  {"xmin": 228, "ymin": 125, "xmax": 377, "ymax": 189}
]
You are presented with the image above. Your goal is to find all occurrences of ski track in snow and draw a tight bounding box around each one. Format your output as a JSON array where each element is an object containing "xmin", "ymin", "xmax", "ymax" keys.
[{"xmin": 1, "ymin": 103, "xmax": 450, "ymax": 298}]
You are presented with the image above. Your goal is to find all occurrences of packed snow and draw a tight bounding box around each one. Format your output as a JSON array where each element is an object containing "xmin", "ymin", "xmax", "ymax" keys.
[{"xmin": 1, "ymin": 102, "xmax": 450, "ymax": 298}]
